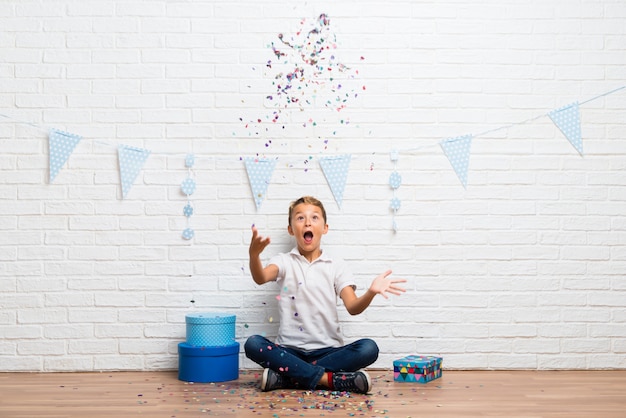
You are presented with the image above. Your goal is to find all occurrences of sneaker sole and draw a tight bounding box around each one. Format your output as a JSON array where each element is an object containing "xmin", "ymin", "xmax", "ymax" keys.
[
  {"xmin": 261, "ymin": 368, "xmax": 270, "ymax": 392},
  {"xmin": 361, "ymin": 370, "xmax": 372, "ymax": 394}
]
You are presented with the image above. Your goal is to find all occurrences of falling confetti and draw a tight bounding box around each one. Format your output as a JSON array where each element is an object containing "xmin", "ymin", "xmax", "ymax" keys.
[{"xmin": 241, "ymin": 13, "xmax": 364, "ymax": 151}]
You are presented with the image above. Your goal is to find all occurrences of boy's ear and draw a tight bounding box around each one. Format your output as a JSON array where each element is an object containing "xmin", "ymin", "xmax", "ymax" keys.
[
  {"xmin": 323, "ymin": 224, "xmax": 329, "ymax": 234},
  {"xmin": 287, "ymin": 225, "xmax": 294, "ymax": 236}
]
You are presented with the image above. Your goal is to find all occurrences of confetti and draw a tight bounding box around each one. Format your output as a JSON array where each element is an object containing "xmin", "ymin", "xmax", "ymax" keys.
[{"xmin": 240, "ymin": 13, "xmax": 364, "ymax": 152}]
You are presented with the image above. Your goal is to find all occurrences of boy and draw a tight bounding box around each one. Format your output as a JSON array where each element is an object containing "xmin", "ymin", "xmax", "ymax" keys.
[{"xmin": 244, "ymin": 196, "xmax": 406, "ymax": 394}]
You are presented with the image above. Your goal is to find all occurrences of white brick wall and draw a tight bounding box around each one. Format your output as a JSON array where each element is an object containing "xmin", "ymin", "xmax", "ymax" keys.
[{"xmin": 1, "ymin": 0, "xmax": 625, "ymax": 372}]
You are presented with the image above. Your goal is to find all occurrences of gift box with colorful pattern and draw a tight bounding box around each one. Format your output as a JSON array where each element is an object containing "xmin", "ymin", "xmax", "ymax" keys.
[{"xmin": 393, "ymin": 355, "xmax": 442, "ymax": 383}]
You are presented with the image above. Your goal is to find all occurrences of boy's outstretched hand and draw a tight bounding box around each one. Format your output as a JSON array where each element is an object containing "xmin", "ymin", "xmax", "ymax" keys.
[
  {"xmin": 249, "ymin": 226, "xmax": 271, "ymax": 257},
  {"xmin": 341, "ymin": 269, "xmax": 407, "ymax": 315},
  {"xmin": 249, "ymin": 226, "xmax": 279, "ymax": 285},
  {"xmin": 369, "ymin": 270, "xmax": 407, "ymax": 299}
]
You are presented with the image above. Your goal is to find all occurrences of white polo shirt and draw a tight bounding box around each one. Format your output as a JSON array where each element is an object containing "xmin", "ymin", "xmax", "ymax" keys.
[{"xmin": 268, "ymin": 247, "xmax": 356, "ymax": 350}]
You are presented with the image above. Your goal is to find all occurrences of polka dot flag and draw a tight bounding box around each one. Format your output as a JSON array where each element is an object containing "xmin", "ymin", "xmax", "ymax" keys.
[
  {"xmin": 48, "ymin": 129, "xmax": 82, "ymax": 183},
  {"xmin": 439, "ymin": 134, "xmax": 473, "ymax": 189},
  {"xmin": 319, "ymin": 154, "xmax": 351, "ymax": 209},
  {"xmin": 244, "ymin": 157, "xmax": 276, "ymax": 210},
  {"xmin": 548, "ymin": 101, "xmax": 583, "ymax": 155},
  {"xmin": 118, "ymin": 145, "xmax": 151, "ymax": 199}
]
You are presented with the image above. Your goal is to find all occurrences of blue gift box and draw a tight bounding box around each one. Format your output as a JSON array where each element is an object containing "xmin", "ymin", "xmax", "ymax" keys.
[
  {"xmin": 185, "ymin": 313, "xmax": 236, "ymax": 347},
  {"xmin": 393, "ymin": 355, "xmax": 442, "ymax": 383},
  {"xmin": 178, "ymin": 342, "xmax": 240, "ymax": 383}
]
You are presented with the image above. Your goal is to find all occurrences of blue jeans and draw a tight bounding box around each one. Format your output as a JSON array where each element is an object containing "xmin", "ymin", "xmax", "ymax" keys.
[{"xmin": 244, "ymin": 334, "xmax": 379, "ymax": 390}]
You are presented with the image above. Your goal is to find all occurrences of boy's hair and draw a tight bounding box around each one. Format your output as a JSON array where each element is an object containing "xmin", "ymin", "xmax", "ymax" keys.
[{"xmin": 288, "ymin": 196, "xmax": 327, "ymax": 226}]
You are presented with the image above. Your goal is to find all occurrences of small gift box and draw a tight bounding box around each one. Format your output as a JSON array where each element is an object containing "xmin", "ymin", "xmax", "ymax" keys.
[
  {"xmin": 178, "ymin": 342, "xmax": 240, "ymax": 383},
  {"xmin": 393, "ymin": 355, "xmax": 442, "ymax": 383},
  {"xmin": 185, "ymin": 313, "xmax": 236, "ymax": 347}
]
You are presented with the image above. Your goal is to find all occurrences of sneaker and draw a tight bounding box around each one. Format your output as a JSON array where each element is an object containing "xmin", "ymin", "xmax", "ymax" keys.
[
  {"xmin": 331, "ymin": 370, "xmax": 372, "ymax": 394},
  {"xmin": 261, "ymin": 368, "xmax": 285, "ymax": 392}
]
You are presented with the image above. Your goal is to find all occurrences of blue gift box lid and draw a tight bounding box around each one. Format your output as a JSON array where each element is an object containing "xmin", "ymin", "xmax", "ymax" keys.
[
  {"xmin": 185, "ymin": 313, "xmax": 236, "ymax": 325},
  {"xmin": 394, "ymin": 355, "xmax": 442, "ymax": 369},
  {"xmin": 178, "ymin": 342, "xmax": 240, "ymax": 356}
]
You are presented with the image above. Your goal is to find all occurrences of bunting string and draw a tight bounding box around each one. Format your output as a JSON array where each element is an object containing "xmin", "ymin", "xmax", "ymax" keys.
[
  {"xmin": 399, "ymin": 85, "xmax": 625, "ymax": 154},
  {"xmin": 1, "ymin": 85, "xmax": 625, "ymax": 227},
  {"xmin": 1, "ymin": 84, "xmax": 623, "ymax": 165}
]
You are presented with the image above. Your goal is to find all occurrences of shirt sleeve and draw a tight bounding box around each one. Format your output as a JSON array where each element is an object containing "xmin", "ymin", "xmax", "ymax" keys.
[
  {"xmin": 333, "ymin": 258, "xmax": 356, "ymax": 296},
  {"xmin": 267, "ymin": 252, "xmax": 285, "ymax": 282}
]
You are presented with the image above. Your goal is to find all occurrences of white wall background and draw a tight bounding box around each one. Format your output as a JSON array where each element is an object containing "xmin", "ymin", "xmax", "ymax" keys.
[{"xmin": 1, "ymin": 0, "xmax": 625, "ymax": 372}]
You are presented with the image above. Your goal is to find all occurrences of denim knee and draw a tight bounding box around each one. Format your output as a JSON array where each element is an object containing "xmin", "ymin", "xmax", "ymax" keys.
[
  {"xmin": 244, "ymin": 334, "xmax": 266, "ymax": 358},
  {"xmin": 359, "ymin": 338, "xmax": 379, "ymax": 363}
]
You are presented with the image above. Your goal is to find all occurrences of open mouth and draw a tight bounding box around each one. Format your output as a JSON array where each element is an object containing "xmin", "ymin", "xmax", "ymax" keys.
[{"xmin": 303, "ymin": 231, "xmax": 314, "ymax": 244}]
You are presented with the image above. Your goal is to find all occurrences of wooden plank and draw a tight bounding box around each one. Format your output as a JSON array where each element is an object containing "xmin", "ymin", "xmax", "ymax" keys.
[{"xmin": 0, "ymin": 370, "xmax": 625, "ymax": 417}]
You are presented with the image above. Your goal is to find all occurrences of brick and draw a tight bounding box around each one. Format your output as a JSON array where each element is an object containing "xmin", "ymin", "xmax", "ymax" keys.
[
  {"xmin": 18, "ymin": 340, "xmax": 65, "ymax": 355},
  {"xmin": 44, "ymin": 357, "xmax": 94, "ymax": 371}
]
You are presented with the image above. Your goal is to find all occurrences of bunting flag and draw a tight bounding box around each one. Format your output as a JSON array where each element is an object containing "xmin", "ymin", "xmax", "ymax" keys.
[
  {"xmin": 118, "ymin": 145, "xmax": 151, "ymax": 199},
  {"xmin": 48, "ymin": 129, "xmax": 82, "ymax": 183},
  {"xmin": 440, "ymin": 134, "xmax": 473, "ymax": 189},
  {"xmin": 319, "ymin": 154, "xmax": 351, "ymax": 209},
  {"xmin": 244, "ymin": 157, "xmax": 277, "ymax": 210},
  {"xmin": 548, "ymin": 101, "xmax": 583, "ymax": 155}
]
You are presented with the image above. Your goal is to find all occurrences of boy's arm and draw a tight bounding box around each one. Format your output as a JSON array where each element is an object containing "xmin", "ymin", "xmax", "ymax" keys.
[
  {"xmin": 249, "ymin": 226, "xmax": 279, "ymax": 285},
  {"xmin": 340, "ymin": 270, "xmax": 406, "ymax": 316}
]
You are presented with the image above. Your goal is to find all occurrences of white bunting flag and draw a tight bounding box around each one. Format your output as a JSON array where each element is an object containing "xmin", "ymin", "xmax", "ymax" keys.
[
  {"xmin": 48, "ymin": 129, "xmax": 82, "ymax": 183},
  {"xmin": 440, "ymin": 134, "xmax": 473, "ymax": 189},
  {"xmin": 548, "ymin": 101, "xmax": 583, "ymax": 155},
  {"xmin": 319, "ymin": 154, "xmax": 351, "ymax": 209},
  {"xmin": 244, "ymin": 157, "xmax": 276, "ymax": 210},
  {"xmin": 118, "ymin": 145, "xmax": 151, "ymax": 199}
]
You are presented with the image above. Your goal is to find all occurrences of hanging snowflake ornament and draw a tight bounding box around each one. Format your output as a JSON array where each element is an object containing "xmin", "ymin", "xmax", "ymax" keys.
[
  {"xmin": 390, "ymin": 150, "xmax": 401, "ymax": 232},
  {"xmin": 183, "ymin": 203, "xmax": 193, "ymax": 217},
  {"xmin": 185, "ymin": 153, "xmax": 195, "ymax": 168},
  {"xmin": 389, "ymin": 171, "xmax": 402, "ymax": 189},
  {"xmin": 181, "ymin": 177, "xmax": 196, "ymax": 195},
  {"xmin": 390, "ymin": 197, "xmax": 401, "ymax": 211},
  {"xmin": 182, "ymin": 228, "xmax": 195, "ymax": 240},
  {"xmin": 181, "ymin": 154, "xmax": 196, "ymax": 240}
]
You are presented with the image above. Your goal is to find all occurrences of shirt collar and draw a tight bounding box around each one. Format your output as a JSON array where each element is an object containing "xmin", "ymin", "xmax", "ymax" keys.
[{"xmin": 289, "ymin": 246, "xmax": 331, "ymax": 262}]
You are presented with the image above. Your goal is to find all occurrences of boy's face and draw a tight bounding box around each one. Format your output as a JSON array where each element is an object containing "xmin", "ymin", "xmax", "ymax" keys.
[{"xmin": 288, "ymin": 203, "xmax": 328, "ymax": 254}]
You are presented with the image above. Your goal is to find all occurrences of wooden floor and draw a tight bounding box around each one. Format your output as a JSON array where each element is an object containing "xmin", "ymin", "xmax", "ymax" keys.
[{"xmin": 0, "ymin": 370, "xmax": 625, "ymax": 417}]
